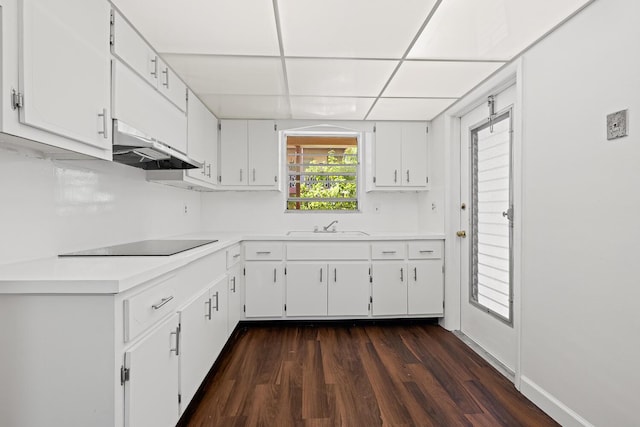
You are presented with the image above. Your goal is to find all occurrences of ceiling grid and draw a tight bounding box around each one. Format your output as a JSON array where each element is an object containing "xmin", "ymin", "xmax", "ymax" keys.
[{"xmin": 112, "ymin": 0, "xmax": 593, "ymax": 120}]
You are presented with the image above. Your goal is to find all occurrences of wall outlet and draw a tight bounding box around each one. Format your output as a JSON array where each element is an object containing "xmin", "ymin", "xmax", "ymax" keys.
[
  {"xmin": 183, "ymin": 203, "xmax": 188, "ymax": 214},
  {"xmin": 607, "ymin": 109, "xmax": 628, "ymax": 140}
]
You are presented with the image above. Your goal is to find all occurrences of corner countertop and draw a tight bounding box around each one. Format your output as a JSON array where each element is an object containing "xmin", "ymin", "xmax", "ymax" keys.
[{"xmin": 0, "ymin": 231, "xmax": 445, "ymax": 295}]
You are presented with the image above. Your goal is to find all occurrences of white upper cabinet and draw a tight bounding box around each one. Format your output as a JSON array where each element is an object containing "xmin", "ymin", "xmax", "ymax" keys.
[
  {"xmin": 5, "ymin": 0, "xmax": 112, "ymax": 158},
  {"xmin": 370, "ymin": 121, "xmax": 430, "ymax": 191},
  {"xmin": 185, "ymin": 90, "xmax": 218, "ymax": 186},
  {"xmin": 219, "ymin": 119, "xmax": 279, "ymax": 190},
  {"xmin": 111, "ymin": 10, "xmax": 186, "ymax": 112}
]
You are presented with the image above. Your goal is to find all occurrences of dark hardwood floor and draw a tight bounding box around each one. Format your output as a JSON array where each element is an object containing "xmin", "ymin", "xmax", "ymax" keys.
[{"xmin": 180, "ymin": 322, "xmax": 558, "ymax": 427}]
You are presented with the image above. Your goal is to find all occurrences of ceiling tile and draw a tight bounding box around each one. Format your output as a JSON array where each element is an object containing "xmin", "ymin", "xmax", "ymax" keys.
[
  {"xmin": 200, "ymin": 95, "xmax": 291, "ymax": 120},
  {"xmin": 287, "ymin": 59, "xmax": 397, "ymax": 97},
  {"xmin": 163, "ymin": 55, "xmax": 286, "ymax": 96},
  {"xmin": 409, "ymin": 0, "xmax": 592, "ymax": 60},
  {"xmin": 278, "ymin": 0, "xmax": 438, "ymax": 58},
  {"xmin": 112, "ymin": 0, "xmax": 280, "ymax": 55},
  {"xmin": 368, "ymin": 98, "xmax": 458, "ymax": 121},
  {"xmin": 384, "ymin": 61, "xmax": 505, "ymax": 98},
  {"xmin": 290, "ymin": 97, "xmax": 375, "ymax": 120}
]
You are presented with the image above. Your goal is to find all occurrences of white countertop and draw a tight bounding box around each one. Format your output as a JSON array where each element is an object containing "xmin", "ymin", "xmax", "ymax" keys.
[{"xmin": 0, "ymin": 232, "xmax": 444, "ymax": 295}]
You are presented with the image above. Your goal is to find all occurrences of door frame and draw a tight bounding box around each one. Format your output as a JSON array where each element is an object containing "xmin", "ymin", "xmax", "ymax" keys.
[{"xmin": 441, "ymin": 59, "xmax": 524, "ymax": 389}]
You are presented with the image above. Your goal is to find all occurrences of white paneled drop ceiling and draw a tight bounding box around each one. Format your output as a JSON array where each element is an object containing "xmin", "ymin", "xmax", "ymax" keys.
[{"xmin": 112, "ymin": 0, "xmax": 593, "ymax": 120}]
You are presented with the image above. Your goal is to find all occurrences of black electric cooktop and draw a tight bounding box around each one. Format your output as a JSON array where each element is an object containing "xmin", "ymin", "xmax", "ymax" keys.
[{"xmin": 59, "ymin": 239, "xmax": 218, "ymax": 257}]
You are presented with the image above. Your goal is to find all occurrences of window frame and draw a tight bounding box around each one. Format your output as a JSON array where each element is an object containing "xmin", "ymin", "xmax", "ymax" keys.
[{"xmin": 282, "ymin": 128, "xmax": 362, "ymax": 214}]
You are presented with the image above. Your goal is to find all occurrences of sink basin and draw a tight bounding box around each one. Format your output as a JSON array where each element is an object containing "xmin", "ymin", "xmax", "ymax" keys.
[{"xmin": 286, "ymin": 230, "xmax": 369, "ymax": 236}]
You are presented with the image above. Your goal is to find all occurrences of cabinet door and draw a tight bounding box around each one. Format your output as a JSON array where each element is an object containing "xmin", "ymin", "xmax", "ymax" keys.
[
  {"xmin": 219, "ymin": 120, "xmax": 248, "ymax": 186},
  {"xmin": 19, "ymin": 0, "xmax": 111, "ymax": 149},
  {"xmin": 374, "ymin": 122, "xmax": 402, "ymax": 187},
  {"xmin": 286, "ymin": 263, "xmax": 327, "ymax": 317},
  {"xmin": 227, "ymin": 265, "xmax": 243, "ymax": 333},
  {"xmin": 371, "ymin": 262, "xmax": 408, "ymax": 316},
  {"xmin": 248, "ymin": 120, "xmax": 278, "ymax": 187},
  {"xmin": 245, "ymin": 262, "xmax": 283, "ymax": 317},
  {"xmin": 209, "ymin": 277, "xmax": 229, "ymax": 358},
  {"xmin": 111, "ymin": 10, "xmax": 158, "ymax": 87},
  {"xmin": 186, "ymin": 91, "xmax": 218, "ymax": 184},
  {"xmin": 157, "ymin": 57, "xmax": 187, "ymax": 112},
  {"xmin": 124, "ymin": 313, "xmax": 180, "ymax": 427},
  {"xmin": 408, "ymin": 261, "xmax": 444, "ymax": 315},
  {"xmin": 328, "ymin": 263, "xmax": 370, "ymax": 316},
  {"xmin": 401, "ymin": 123, "xmax": 428, "ymax": 187}
]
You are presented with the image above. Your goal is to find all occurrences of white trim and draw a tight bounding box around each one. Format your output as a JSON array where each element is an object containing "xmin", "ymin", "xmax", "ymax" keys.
[{"xmin": 520, "ymin": 376, "xmax": 595, "ymax": 427}]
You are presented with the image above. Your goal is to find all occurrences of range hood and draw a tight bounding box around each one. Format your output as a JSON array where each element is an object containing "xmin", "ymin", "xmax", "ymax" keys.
[{"xmin": 112, "ymin": 120, "xmax": 201, "ymax": 170}]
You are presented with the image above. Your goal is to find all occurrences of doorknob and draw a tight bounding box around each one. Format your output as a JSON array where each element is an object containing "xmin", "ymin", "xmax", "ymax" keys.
[{"xmin": 456, "ymin": 230, "xmax": 467, "ymax": 238}]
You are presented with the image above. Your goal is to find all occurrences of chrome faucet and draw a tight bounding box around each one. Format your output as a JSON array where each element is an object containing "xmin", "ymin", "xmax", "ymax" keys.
[{"xmin": 322, "ymin": 220, "xmax": 338, "ymax": 232}]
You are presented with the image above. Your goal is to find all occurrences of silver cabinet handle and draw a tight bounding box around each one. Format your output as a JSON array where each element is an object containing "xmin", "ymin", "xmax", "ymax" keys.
[
  {"xmin": 334, "ymin": 268, "xmax": 337, "ymax": 282},
  {"xmin": 382, "ymin": 250, "xmax": 397, "ymax": 254},
  {"xmin": 320, "ymin": 268, "xmax": 323, "ymax": 283},
  {"xmin": 151, "ymin": 296, "xmax": 173, "ymax": 310},
  {"xmin": 400, "ymin": 268, "xmax": 404, "ymax": 282},
  {"xmin": 205, "ymin": 298, "xmax": 212, "ymax": 320},
  {"xmin": 170, "ymin": 325, "xmax": 180, "ymax": 355},
  {"xmin": 150, "ymin": 56, "xmax": 158, "ymax": 78},
  {"xmin": 273, "ymin": 268, "xmax": 277, "ymax": 282},
  {"xmin": 256, "ymin": 251, "xmax": 271, "ymax": 255},
  {"xmin": 231, "ymin": 277, "xmax": 236, "ymax": 293},
  {"xmin": 394, "ymin": 169, "xmax": 398, "ymax": 183},
  {"xmin": 162, "ymin": 67, "xmax": 169, "ymax": 88},
  {"xmin": 206, "ymin": 164, "xmax": 211, "ymax": 177},
  {"xmin": 419, "ymin": 250, "xmax": 434, "ymax": 253},
  {"xmin": 98, "ymin": 108, "xmax": 108, "ymax": 139},
  {"xmin": 252, "ymin": 168, "xmax": 256, "ymax": 182},
  {"xmin": 201, "ymin": 160, "xmax": 207, "ymax": 175},
  {"xmin": 213, "ymin": 291, "xmax": 219, "ymax": 312},
  {"xmin": 406, "ymin": 170, "xmax": 410, "ymax": 183},
  {"xmin": 414, "ymin": 267, "xmax": 417, "ymax": 281},
  {"xmin": 240, "ymin": 169, "xmax": 243, "ymax": 181},
  {"xmin": 233, "ymin": 254, "xmax": 241, "ymax": 258}
]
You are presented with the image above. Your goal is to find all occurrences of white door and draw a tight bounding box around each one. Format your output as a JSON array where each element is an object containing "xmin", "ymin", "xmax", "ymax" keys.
[
  {"xmin": 248, "ymin": 120, "xmax": 278, "ymax": 186},
  {"xmin": 327, "ymin": 263, "xmax": 370, "ymax": 316},
  {"xmin": 371, "ymin": 262, "xmax": 407, "ymax": 316},
  {"xmin": 186, "ymin": 91, "xmax": 217, "ymax": 184},
  {"xmin": 460, "ymin": 85, "xmax": 517, "ymax": 372},
  {"xmin": 19, "ymin": 0, "xmax": 111, "ymax": 149},
  {"xmin": 124, "ymin": 313, "xmax": 180, "ymax": 427},
  {"xmin": 285, "ymin": 263, "xmax": 327, "ymax": 316},
  {"xmin": 244, "ymin": 262, "xmax": 283, "ymax": 317},
  {"xmin": 178, "ymin": 287, "xmax": 214, "ymax": 414},
  {"xmin": 219, "ymin": 120, "xmax": 248, "ymax": 186},
  {"xmin": 209, "ymin": 277, "xmax": 229, "ymax": 358}
]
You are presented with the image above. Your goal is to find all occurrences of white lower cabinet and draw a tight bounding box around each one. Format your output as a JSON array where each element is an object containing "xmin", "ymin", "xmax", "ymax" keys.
[
  {"xmin": 285, "ymin": 263, "xmax": 328, "ymax": 316},
  {"xmin": 408, "ymin": 261, "xmax": 444, "ymax": 315},
  {"xmin": 124, "ymin": 313, "xmax": 180, "ymax": 427},
  {"xmin": 244, "ymin": 262, "xmax": 284, "ymax": 317},
  {"xmin": 178, "ymin": 277, "xmax": 227, "ymax": 414},
  {"xmin": 227, "ymin": 264, "xmax": 243, "ymax": 333},
  {"xmin": 327, "ymin": 263, "xmax": 370, "ymax": 316},
  {"xmin": 371, "ymin": 262, "xmax": 408, "ymax": 316}
]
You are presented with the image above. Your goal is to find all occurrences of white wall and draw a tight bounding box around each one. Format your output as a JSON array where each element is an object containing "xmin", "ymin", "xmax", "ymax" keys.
[
  {"xmin": 0, "ymin": 145, "xmax": 201, "ymax": 265},
  {"xmin": 201, "ymin": 120, "xmax": 446, "ymax": 235},
  {"xmin": 518, "ymin": 0, "xmax": 639, "ymax": 424}
]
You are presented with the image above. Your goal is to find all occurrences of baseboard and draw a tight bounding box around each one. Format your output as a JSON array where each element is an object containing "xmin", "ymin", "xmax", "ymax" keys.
[{"xmin": 520, "ymin": 376, "xmax": 594, "ymax": 427}]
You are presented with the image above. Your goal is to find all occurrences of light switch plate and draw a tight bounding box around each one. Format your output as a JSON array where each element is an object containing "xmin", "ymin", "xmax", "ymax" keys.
[{"xmin": 607, "ymin": 109, "xmax": 628, "ymax": 140}]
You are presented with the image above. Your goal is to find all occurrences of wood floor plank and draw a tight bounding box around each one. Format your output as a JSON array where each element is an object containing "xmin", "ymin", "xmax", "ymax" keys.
[{"xmin": 179, "ymin": 323, "xmax": 559, "ymax": 427}]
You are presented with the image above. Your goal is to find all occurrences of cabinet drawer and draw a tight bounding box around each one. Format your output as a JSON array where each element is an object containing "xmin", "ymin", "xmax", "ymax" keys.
[
  {"xmin": 371, "ymin": 242, "xmax": 406, "ymax": 260},
  {"xmin": 287, "ymin": 243, "xmax": 369, "ymax": 260},
  {"xmin": 244, "ymin": 242, "xmax": 283, "ymax": 260},
  {"xmin": 227, "ymin": 244, "xmax": 242, "ymax": 268},
  {"xmin": 408, "ymin": 241, "xmax": 442, "ymax": 259},
  {"xmin": 124, "ymin": 273, "xmax": 179, "ymax": 342}
]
